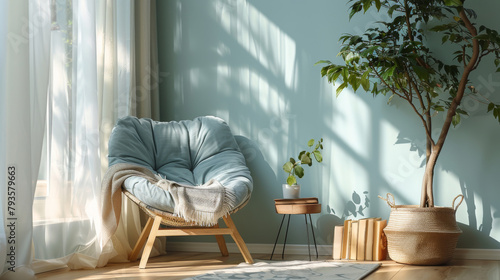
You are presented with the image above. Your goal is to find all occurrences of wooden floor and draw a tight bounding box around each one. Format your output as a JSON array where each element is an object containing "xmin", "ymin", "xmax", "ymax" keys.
[{"xmin": 36, "ymin": 251, "xmax": 500, "ymax": 280}]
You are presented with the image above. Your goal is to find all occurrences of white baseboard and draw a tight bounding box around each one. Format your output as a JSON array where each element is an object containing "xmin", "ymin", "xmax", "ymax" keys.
[
  {"xmin": 166, "ymin": 242, "xmax": 500, "ymax": 261},
  {"xmin": 453, "ymin": 248, "xmax": 500, "ymax": 260}
]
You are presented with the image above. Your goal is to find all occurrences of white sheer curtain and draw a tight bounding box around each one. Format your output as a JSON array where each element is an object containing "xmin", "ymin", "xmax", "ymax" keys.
[
  {"xmin": 0, "ymin": 0, "xmax": 161, "ymax": 275},
  {"xmin": 1, "ymin": 0, "xmax": 50, "ymax": 278}
]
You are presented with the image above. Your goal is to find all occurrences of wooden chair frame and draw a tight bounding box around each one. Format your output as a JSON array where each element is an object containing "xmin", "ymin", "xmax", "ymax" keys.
[{"xmin": 129, "ymin": 214, "xmax": 254, "ymax": 269}]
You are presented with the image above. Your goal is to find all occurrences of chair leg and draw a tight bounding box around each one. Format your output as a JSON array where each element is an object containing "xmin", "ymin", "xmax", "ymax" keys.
[
  {"xmin": 139, "ymin": 216, "xmax": 162, "ymax": 269},
  {"xmin": 222, "ymin": 215, "xmax": 254, "ymax": 264},
  {"xmin": 214, "ymin": 223, "xmax": 229, "ymax": 256},
  {"xmin": 129, "ymin": 217, "xmax": 155, "ymax": 261}
]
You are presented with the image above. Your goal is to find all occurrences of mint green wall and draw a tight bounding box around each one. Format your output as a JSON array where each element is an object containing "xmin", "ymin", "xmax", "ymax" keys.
[{"xmin": 156, "ymin": 0, "xmax": 500, "ymax": 249}]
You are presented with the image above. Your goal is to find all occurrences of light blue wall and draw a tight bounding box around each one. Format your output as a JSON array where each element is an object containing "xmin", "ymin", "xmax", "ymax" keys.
[{"xmin": 156, "ymin": 0, "xmax": 500, "ymax": 249}]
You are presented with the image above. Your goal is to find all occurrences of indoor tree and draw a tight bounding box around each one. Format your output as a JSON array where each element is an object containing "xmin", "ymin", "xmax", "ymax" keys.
[{"xmin": 318, "ymin": 0, "xmax": 500, "ymax": 207}]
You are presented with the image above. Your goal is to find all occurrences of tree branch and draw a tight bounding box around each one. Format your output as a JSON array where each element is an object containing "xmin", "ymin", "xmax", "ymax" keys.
[
  {"xmin": 369, "ymin": 64, "xmax": 407, "ymax": 100},
  {"xmin": 404, "ymin": 66, "xmax": 435, "ymax": 144},
  {"xmin": 403, "ymin": 0, "xmax": 429, "ymax": 69}
]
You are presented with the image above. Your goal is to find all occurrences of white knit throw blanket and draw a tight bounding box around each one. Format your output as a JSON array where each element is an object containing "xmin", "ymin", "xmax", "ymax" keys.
[
  {"xmin": 102, "ymin": 163, "xmax": 238, "ymax": 244},
  {"xmin": 155, "ymin": 178, "xmax": 237, "ymax": 226}
]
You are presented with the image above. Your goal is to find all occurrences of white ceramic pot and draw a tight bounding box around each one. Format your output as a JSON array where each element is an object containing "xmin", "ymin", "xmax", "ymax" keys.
[{"xmin": 282, "ymin": 184, "xmax": 300, "ymax": 199}]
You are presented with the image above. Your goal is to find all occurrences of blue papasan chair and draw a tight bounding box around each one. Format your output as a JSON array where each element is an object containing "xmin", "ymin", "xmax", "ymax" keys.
[{"xmin": 105, "ymin": 116, "xmax": 254, "ymax": 268}]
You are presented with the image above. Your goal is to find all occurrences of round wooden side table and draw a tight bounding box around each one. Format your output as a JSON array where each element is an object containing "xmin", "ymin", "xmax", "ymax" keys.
[{"xmin": 270, "ymin": 197, "xmax": 321, "ymax": 261}]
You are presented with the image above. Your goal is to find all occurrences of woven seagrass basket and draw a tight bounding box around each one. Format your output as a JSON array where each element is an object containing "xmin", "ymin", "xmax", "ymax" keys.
[{"xmin": 381, "ymin": 193, "xmax": 464, "ymax": 265}]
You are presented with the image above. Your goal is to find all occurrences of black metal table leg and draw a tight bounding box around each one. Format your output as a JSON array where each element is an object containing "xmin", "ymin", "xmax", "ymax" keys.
[
  {"xmin": 309, "ymin": 214, "xmax": 319, "ymax": 258},
  {"xmin": 281, "ymin": 214, "xmax": 291, "ymax": 259},
  {"xmin": 270, "ymin": 214, "xmax": 287, "ymax": 260},
  {"xmin": 271, "ymin": 211, "xmax": 319, "ymax": 261},
  {"xmin": 304, "ymin": 214, "xmax": 311, "ymax": 261}
]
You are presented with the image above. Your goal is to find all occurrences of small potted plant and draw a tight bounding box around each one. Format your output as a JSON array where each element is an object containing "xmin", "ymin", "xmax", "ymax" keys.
[{"xmin": 282, "ymin": 138, "xmax": 324, "ymax": 198}]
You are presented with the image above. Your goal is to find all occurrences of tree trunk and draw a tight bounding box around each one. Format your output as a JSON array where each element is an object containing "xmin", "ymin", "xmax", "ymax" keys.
[
  {"xmin": 418, "ymin": 9, "xmax": 480, "ymax": 208},
  {"xmin": 420, "ymin": 150, "xmax": 438, "ymax": 207}
]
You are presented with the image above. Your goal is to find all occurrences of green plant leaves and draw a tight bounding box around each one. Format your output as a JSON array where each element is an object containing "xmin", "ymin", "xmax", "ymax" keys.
[
  {"xmin": 488, "ymin": 102, "xmax": 500, "ymax": 123},
  {"xmin": 282, "ymin": 139, "xmax": 324, "ymax": 185}
]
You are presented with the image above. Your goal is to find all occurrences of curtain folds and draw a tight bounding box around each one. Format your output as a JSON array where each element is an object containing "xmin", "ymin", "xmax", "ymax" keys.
[
  {"xmin": 133, "ymin": 0, "xmax": 161, "ymax": 120},
  {"xmin": 1, "ymin": 0, "xmax": 50, "ymax": 278},
  {"xmin": 7, "ymin": 0, "xmax": 164, "ymax": 274}
]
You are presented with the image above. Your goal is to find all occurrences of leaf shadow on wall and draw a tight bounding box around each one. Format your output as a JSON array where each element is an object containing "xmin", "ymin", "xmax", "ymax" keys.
[{"xmin": 317, "ymin": 190, "xmax": 371, "ymax": 245}]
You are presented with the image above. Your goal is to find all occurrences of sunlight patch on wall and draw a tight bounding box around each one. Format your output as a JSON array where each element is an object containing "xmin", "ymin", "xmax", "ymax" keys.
[
  {"xmin": 215, "ymin": 0, "xmax": 297, "ymax": 90},
  {"xmin": 379, "ymin": 119, "xmax": 424, "ymax": 203},
  {"xmin": 331, "ymin": 90, "xmax": 371, "ymax": 160},
  {"xmin": 173, "ymin": 1, "xmax": 182, "ymax": 53},
  {"xmin": 216, "ymin": 64, "xmax": 230, "ymax": 95},
  {"xmin": 189, "ymin": 68, "xmax": 201, "ymax": 89}
]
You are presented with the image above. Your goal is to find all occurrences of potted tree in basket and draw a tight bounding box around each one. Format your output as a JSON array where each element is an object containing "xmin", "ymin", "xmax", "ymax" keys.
[
  {"xmin": 318, "ymin": 0, "xmax": 500, "ymax": 265},
  {"xmin": 282, "ymin": 138, "xmax": 324, "ymax": 199}
]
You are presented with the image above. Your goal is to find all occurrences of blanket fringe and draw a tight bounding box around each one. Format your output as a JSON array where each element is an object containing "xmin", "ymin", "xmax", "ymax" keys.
[{"xmin": 156, "ymin": 179, "xmax": 238, "ymax": 226}]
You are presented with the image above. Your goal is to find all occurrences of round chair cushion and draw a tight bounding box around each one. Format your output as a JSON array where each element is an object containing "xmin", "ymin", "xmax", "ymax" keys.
[{"xmin": 108, "ymin": 116, "xmax": 253, "ymax": 213}]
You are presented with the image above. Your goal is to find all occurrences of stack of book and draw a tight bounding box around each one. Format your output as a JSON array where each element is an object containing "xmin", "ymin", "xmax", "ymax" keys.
[{"xmin": 332, "ymin": 218, "xmax": 388, "ymax": 261}]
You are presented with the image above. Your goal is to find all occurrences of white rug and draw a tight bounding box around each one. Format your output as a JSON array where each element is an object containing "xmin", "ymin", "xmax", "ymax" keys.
[{"xmin": 185, "ymin": 260, "xmax": 381, "ymax": 280}]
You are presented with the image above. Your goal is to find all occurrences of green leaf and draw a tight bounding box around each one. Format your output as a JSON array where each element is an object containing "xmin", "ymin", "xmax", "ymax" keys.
[
  {"xmin": 363, "ymin": 0, "xmax": 371, "ymax": 13},
  {"xmin": 381, "ymin": 65, "xmax": 396, "ymax": 80},
  {"xmin": 388, "ymin": 4, "xmax": 399, "ymax": 17},
  {"xmin": 330, "ymin": 68, "xmax": 343, "ymax": 82},
  {"xmin": 307, "ymin": 139, "xmax": 315, "ymax": 147},
  {"xmin": 295, "ymin": 165, "xmax": 304, "ymax": 178},
  {"xmin": 488, "ymin": 102, "xmax": 495, "ymax": 112},
  {"xmin": 283, "ymin": 162, "xmax": 293, "ymax": 173},
  {"xmin": 300, "ymin": 154, "xmax": 312, "ymax": 165},
  {"xmin": 387, "ymin": 94, "xmax": 395, "ymax": 104},
  {"xmin": 456, "ymin": 108, "xmax": 469, "ymax": 116},
  {"xmin": 287, "ymin": 176, "xmax": 297, "ymax": 186},
  {"xmin": 360, "ymin": 45, "xmax": 379, "ymax": 57},
  {"xmin": 314, "ymin": 60, "xmax": 332, "ymax": 66},
  {"xmin": 313, "ymin": 151, "xmax": 323, "ymax": 162},
  {"xmin": 412, "ymin": 65, "xmax": 430, "ymax": 81},
  {"xmin": 345, "ymin": 52, "xmax": 361, "ymax": 64},
  {"xmin": 349, "ymin": 2, "xmax": 363, "ymax": 19},
  {"xmin": 361, "ymin": 70, "xmax": 371, "ymax": 91},
  {"xmin": 349, "ymin": 74, "xmax": 361, "ymax": 92},
  {"xmin": 444, "ymin": 0, "xmax": 462, "ymax": 7},
  {"xmin": 336, "ymin": 82, "xmax": 348, "ymax": 97},
  {"xmin": 452, "ymin": 113, "xmax": 461, "ymax": 127},
  {"xmin": 298, "ymin": 151, "xmax": 305, "ymax": 159},
  {"xmin": 474, "ymin": 34, "xmax": 491, "ymax": 40},
  {"xmin": 442, "ymin": 35, "xmax": 449, "ymax": 44}
]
